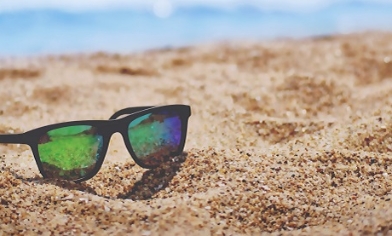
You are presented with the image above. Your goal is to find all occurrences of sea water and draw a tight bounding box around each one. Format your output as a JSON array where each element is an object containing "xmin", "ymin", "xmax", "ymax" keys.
[{"xmin": 0, "ymin": 0, "xmax": 392, "ymax": 56}]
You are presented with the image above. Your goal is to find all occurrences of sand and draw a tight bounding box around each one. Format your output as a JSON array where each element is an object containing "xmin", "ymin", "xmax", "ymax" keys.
[{"xmin": 1, "ymin": 31, "xmax": 392, "ymax": 235}]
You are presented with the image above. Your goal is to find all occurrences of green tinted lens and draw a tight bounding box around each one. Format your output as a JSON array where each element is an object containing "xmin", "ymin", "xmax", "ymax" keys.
[
  {"xmin": 128, "ymin": 111, "xmax": 182, "ymax": 166},
  {"xmin": 37, "ymin": 125, "xmax": 103, "ymax": 181}
]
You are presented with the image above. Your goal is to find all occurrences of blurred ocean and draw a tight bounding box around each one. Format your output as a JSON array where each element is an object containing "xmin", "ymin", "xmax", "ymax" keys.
[{"xmin": 1, "ymin": 0, "xmax": 392, "ymax": 56}]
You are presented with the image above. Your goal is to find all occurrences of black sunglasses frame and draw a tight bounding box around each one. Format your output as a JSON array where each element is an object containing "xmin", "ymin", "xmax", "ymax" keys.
[{"xmin": 0, "ymin": 104, "xmax": 191, "ymax": 182}]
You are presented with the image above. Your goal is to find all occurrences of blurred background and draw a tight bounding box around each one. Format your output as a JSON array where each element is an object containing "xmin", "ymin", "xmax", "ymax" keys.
[{"xmin": 1, "ymin": 0, "xmax": 392, "ymax": 56}]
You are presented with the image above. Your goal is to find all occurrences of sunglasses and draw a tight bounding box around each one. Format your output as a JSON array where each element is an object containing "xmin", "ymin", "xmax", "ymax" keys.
[{"xmin": 0, "ymin": 105, "xmax": 191, "ymax": 182}]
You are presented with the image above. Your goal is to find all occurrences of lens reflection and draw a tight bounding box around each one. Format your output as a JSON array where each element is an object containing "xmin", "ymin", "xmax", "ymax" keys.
[
  {"xmin": 37, "ymin": 125, "xmax": 103, "ymax": 180},
  {"xmin": 128, "ymin": 112, "xmax": 182, "ymax": 166}
]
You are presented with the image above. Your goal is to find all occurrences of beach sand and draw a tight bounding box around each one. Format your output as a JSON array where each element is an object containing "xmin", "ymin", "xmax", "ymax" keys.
[{"xmin": 1, "ymin": 32, "xmax": 392, "ymax": 235}]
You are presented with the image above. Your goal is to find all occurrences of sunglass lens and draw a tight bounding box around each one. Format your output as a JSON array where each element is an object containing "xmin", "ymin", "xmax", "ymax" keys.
[
  {"xmin": 37, "ymin": 125, "xmax": 104, "ymax": 181},
  {"xmin": 127, "ymin": 111, "xmax": 182, "ymax": 167}
]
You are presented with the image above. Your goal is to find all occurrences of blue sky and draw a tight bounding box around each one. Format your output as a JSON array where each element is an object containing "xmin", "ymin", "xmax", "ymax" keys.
[{"xmin": 0, "ymin": 0, "xmax": 390, "ymax": 12}]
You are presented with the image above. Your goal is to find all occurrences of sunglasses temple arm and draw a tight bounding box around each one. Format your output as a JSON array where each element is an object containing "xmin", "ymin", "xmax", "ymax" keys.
[
  {"xmin": 109, "ymin": 106, "xmax": 154, "ymax": 120},
  {"xmin": 0, "ymin": 133, "xmax": 26, "ymax": 144}
]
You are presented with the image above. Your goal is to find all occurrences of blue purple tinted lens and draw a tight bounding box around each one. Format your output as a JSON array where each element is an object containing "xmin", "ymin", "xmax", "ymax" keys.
[{"xmin": 127, "ymin": 111, "xmax": 182, "ymax": 166}]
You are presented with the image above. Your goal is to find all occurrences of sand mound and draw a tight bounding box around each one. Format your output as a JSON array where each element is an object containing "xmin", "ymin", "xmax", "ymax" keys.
[{"xmin": 1, "ymin": 32, "xmax": 392, "ymax": 235}]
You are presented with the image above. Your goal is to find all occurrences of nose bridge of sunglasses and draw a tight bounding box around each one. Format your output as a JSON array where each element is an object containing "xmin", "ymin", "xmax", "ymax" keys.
[{"xmin": 100, "ymin": 119, "xmax": 129, "ymax": 147}]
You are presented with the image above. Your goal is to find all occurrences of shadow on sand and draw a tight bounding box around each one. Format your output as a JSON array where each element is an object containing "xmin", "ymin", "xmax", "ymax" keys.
[{"xmin": 11, "ymin": 152, "xmax": 188, "ymax": 200}]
